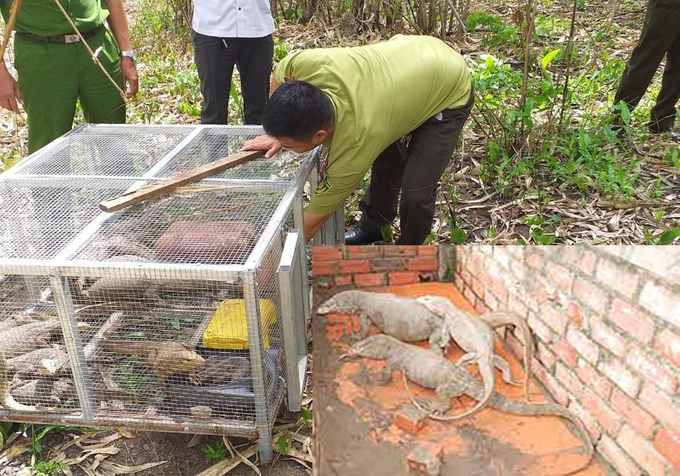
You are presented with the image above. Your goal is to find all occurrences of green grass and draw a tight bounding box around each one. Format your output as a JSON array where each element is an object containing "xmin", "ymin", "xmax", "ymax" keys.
[
  {"xmin": 202, "ymin": 440, "xmax": 228, "ymax": 460},
  {"xmin": 469, "ymin": 46, "xmax": 653, "ymax": 200}
]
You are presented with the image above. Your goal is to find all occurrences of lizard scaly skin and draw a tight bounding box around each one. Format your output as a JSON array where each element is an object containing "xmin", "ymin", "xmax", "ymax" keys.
[
  {"xmin": 318, "ymin": 290, "xmax": 447, "ymax": 354},
  {"xmin": 415, "ymin": 295, "xmax": 499, "ymax": 421},
  {"xmin": 0, "ymin": 350, "xmax": 36, "ymax": 411},
  {"xmin": 479, "ymin": 310, "xmax": 534, "ymax": 402},
  {"xmin": 102, "ymin": 320, "xmax": 205, "ymax": 390},
  {"xmin": 344, "ymin": 335, "xmax": 593, "ymax": 475}
]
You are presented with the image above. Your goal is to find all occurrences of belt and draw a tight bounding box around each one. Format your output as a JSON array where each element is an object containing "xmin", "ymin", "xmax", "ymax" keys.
[{"xmin": 17, "ymin": 24, "xmax": 104, "ymax": 44}]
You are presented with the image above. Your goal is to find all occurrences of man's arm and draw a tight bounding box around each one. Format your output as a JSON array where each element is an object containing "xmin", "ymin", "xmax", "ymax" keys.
[
  {"xmin": 304, "ymin": 212, "xmax": 333, "ymax": 243},
  {"xmin": 0, "ymin": 1, "xmax": 22, "ymax": 114},
  {"xmin": 240, "ymin": 74, "xmax": 282, "ymax": 157},
  {"xmin": 103, "ymin": 0, "xmax": 138, "ymax": 98},
  {"xmin": 0, "ymin": 63, "xmax": 21, "ymax": 113}
]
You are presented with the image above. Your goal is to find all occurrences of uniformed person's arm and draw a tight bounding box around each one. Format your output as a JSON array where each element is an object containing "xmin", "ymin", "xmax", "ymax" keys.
[
  {"xmin": 304, "ymin": 212, "xmax": 333, "ymax": 241},
  {"xmin": 0, "ymin": 2, "xmax": 22, "ymax": 114},
  {"xmin": 0, "ymin": 63, "xmax": 21, "ymax": 114},
  {"xmin": 103, "ymin": 0, "xmax": 138, "ymax": 98}
]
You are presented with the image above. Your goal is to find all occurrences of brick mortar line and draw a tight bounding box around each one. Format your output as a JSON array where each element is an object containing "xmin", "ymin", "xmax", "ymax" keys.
[{"xmin": 453, "ymin": 250, "xmax": 677, "ymax": 474}]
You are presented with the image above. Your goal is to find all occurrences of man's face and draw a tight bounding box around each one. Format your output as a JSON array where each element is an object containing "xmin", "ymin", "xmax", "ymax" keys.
[{"xmin": 278, "ymin": 129, "xmax": 329, "ymax": 153}]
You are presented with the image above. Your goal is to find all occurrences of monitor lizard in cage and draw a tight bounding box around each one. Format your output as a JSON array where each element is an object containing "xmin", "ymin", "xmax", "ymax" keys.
[
  {"xmin": 0, "ymin": 350, "xmax": 36, "ymax": 411},
  {"xmin": 102, "ymin": 320, "xmax": 205, "ymax": 390},
  {"xmin": 0, "ymin": 317, "xmax": 90, "ymax": 358},
  {"xmin": 342, "ymin": 335, "xmax": 593, "ymax": 475}
]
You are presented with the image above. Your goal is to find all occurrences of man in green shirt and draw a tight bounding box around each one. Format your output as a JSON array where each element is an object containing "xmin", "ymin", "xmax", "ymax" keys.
[
  {"xmin": 0, "ymin": 0, "xmax": 138, "ymax": 154},
  {"xmin": 243, "ymin": 34, "xmax": 473, "ymax": 245}
]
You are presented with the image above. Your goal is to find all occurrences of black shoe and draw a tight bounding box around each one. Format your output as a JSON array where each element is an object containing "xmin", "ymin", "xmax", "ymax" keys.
[
  {"xmin": 650, "ymin": 126, "xmax": 680, "ymax": 143},
  {"xmin": 345, "ymin": 227, "xmax": 383, "ymax": 245}
]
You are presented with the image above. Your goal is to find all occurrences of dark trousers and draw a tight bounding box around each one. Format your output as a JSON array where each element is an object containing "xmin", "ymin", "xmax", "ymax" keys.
[
  {"xmin": 614, "ymin": 0, "xmax": 680, "ymax": 131},
  {"xmin": 358, "ymin": 90, "xmax": 474, "ymax": 245},
  {"xmin": 192, "ymin": 31, "xmax": 274, "ymax": 125}
]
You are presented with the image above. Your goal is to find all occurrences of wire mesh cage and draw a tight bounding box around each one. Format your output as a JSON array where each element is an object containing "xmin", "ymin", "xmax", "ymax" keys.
[{"xmin": 0, "ymin": 124, "xmax": 334, "ymax": 459}]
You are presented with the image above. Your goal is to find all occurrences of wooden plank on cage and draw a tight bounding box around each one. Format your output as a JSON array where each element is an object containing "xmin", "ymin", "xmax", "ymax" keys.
[{"xmin": 99, "ymin": 150, "xmax": 265, "ymax": 212}]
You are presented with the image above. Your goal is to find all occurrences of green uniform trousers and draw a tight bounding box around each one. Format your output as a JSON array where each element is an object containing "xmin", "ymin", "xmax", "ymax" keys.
[
  {"xmin": 614, "ymin": 0, "xmax": 680, "ymax": 131},
  {"xmin": 15, "ymin": 26, "xmax": 125, "ymax": 154}
]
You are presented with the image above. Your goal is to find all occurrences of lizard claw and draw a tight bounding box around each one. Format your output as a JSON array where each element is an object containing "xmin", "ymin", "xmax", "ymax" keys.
[{"xmin": 413, "ymin": 397, "xmax": 429, "ymax": 408}]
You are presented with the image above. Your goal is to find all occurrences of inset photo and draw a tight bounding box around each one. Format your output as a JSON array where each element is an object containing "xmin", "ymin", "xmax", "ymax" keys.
[{"xmin": 312, "ymin": 245, "xmax": 678, "ymax": 476}]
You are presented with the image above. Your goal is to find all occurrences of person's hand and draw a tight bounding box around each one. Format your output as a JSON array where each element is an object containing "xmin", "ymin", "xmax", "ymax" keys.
[
  {"xmin": 0, "ymin": 68, "xmax": 22, "ymax": 114},
  {"xmin": 120, "ymin": 57, "xmax": 139, "ymax": 98},
  {"xmin": 242, "ymin": 134, "xmax": 282, "ymax": 158}
]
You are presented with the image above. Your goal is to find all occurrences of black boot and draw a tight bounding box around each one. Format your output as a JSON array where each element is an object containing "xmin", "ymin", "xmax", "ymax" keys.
[
  {"xmin": 345, "ymin": 227, "xmax": 383, "ymax": 245},
  {"xmin": 649, "ymin": 122, "xmax": 680, "ymax": 142}
]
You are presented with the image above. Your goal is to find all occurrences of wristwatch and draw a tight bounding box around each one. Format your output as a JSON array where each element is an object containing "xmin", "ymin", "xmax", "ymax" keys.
[{"xmin": 120, "ymin": 50, "xmax": 137, "ymax": 61}]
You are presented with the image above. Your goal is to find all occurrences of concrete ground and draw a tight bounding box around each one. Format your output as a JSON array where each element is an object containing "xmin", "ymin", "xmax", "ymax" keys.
[{"xmin": 314, "ymin": 282, "xmax": 611, "ymax": 475}]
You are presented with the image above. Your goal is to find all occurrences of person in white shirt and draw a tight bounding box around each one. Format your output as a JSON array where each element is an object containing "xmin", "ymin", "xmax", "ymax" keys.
[{"xmin": 192, "ymin": 0, "xmax": 275, "ymax": 124}]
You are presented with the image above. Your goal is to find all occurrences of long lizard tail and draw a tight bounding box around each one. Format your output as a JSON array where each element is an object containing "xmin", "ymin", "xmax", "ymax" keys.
[
  {"xmin": 482, "ymin": 311, "xmax": 534, "ymax": 402},
  {"xmin": 0, "ymin": 350, "xmax": 36, "ymax": 412},
  {"xmin": 489, "ymin": 394, "xmax": 593, "ymax": 475}
]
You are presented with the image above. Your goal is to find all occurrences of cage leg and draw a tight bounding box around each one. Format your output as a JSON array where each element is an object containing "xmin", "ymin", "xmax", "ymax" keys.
[
  {"xmin": 49, "ymin": 274, "xmax": 96, "ymax": 420},
  {"xmin": 243, "ymin": 271, "xmax": 276, "ymax": 464},
  {"xmin": 259, "ymin": 432, "xmax": 274, "ymax": 462},
  {"xmin": 334, "ymin": 202, "xmax": 346, "ymax": 245}
]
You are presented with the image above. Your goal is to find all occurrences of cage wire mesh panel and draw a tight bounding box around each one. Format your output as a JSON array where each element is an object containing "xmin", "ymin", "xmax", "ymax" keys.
[
  {"xmin": 0, "ymin": 275, "xmax": 81, "ymax": 412},
  {"xmin": 15, "ymin": 125, "xmax": 193, "ymax": 177},
  {"xmin": 70, "ymin": 183, "xmax": 288, "ymax": 266},
  {"xmin": 158, "ymin": 127, "xmax": 303, "ymax": 182},
  {"xmin": 0, "ymin": 125, "xmax": 314, "ymax": 455},
  {"xmin": 0, "ymin": 178, "xmax": 134, "ymax": 260}
]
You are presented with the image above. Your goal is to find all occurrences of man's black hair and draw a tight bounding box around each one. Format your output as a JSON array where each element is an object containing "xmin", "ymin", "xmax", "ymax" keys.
[{"xmin": 262, "ymin": 80, "xmax": 335, "ymax": 141}]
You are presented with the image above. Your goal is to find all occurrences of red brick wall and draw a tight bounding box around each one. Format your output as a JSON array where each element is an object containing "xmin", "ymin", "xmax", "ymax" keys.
[
  {"xmin": 454, "ymin": 246, "xmax": 680, "ymax": 475},
  {"xmin": 455, "ymin": 246, "xmax": 679, "ymax": 475},
  {"xmin": 313, "ymin": 246, "xmax": 438, "ymax": 288}
]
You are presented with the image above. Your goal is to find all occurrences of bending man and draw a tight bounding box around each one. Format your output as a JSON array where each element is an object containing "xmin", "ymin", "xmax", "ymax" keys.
[{"xmin": 243, "ymin": 34, "xmax": 473, "ymax": 245}]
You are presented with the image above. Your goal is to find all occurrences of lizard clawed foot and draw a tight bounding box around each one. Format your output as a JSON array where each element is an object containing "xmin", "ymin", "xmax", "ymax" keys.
[{"xmin": 412, "ymin": 397, "xmax": 436, "ymax": 412}]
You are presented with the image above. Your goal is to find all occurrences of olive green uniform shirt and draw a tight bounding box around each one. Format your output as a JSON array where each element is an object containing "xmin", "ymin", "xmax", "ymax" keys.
[
  {"xmin": 274, "ymin": 34, "xmax": 471, "ymax": 215},
  {"xmin": 0, "ymin": 0, "xmax": 108, "ymax": 37}
]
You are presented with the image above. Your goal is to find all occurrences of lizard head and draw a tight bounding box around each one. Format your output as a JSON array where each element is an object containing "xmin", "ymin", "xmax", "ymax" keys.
[
  {"xmin": 165, "ymin": 343, "xmax": 206, "ymax": 370},
  {"xmin": 317, "ymin": 290, "xmax": 360, "ymax": 314},
  {"xmin": 341, "ymin": 334, "xmax": 395, "ymax": 360},
  {"xmin": 415, "ymin": 295, "xmax": 455, "ymax": 318}
]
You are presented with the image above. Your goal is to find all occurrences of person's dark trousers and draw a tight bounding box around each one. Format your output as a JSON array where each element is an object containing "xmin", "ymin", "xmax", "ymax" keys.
[
  {"xmin": 192, "ymin": 30, "xmax": 274, "ymax": 125},
  {"xmin": 357, "ymin": 89, "xmax": 474, "ymax": 245},
  {"xmin": 613, "ymin": 0, "xmax": 680, "ymax": 131}
]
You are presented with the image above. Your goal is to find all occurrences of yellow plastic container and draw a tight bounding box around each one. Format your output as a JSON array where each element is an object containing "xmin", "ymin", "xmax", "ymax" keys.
[{"xmin": 202, "ymin": 299, "xmax": 279, "ymax": 350}]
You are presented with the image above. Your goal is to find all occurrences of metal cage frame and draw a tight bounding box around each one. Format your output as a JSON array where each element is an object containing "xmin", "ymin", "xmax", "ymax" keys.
[{"xmin": 0, "ymin": 124, "xmax": 342, "ymax": 460}]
